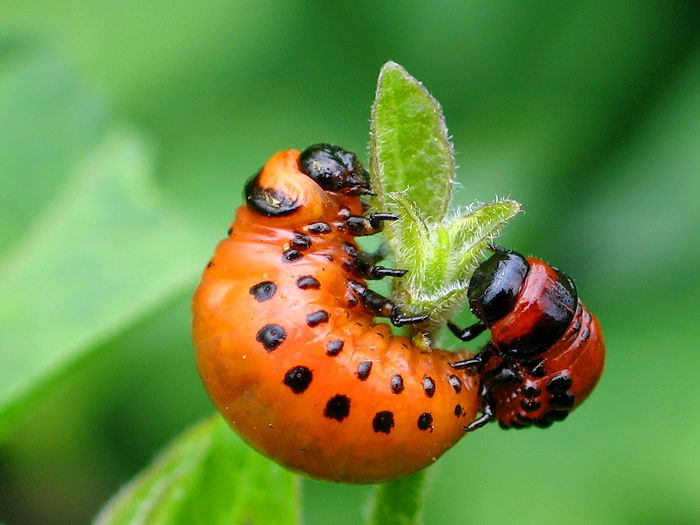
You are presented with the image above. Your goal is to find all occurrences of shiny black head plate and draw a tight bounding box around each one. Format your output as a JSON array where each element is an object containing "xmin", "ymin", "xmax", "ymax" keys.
[
  {"xmin": 468, "ymin": 250, "xmax": 530, "ymax": 324},
  {"xmin": 298, "ymin": 144, "xmax": 371, "ymax": 196}
]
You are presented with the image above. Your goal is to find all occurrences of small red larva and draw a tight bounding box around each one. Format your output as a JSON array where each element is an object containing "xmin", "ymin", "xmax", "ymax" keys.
[{"xmin": 449, "ymin": 248, "xmax": 605, "ymax": 431}]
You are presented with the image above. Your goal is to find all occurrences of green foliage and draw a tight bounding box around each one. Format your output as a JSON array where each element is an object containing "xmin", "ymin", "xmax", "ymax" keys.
[
  {"xmin": 370, "ymin": 62, "xmax": 454, "ymax": 221},
  {"xmin": 2, "ymin": 4, "xmax": 700, "ymax": 525},
  {"xmin": 0, "ymin": 41, "xmax": 107, "ymax": 252},
  {"xmin": 367, "ymin": 471, "xmax": 428, "ymax": 525},
  {"xmin": 95, "ymin": 416, "xmax": 300, "ymax": 525},
  {"xmin": 0, "ymin": 126, "xmax": 207, "ymax": 438},
  {"xmin": 370, "ymin": 63, "xmax": 520, "ymax": 336}
]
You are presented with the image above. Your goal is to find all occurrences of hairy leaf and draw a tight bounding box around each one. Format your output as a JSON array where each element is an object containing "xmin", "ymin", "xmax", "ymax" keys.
[{"xmin": 370, "ymin": 62, "xmax": 455, "ymax": 225}]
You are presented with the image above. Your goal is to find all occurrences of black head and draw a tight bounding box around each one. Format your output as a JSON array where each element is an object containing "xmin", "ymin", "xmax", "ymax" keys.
[
  {"xmin": 298, "ymin": 144, "xmax": 371, "ymax": 196},
  {"xmin": 468, "ymin": 250, "xmax": 530, "ymax": 324}
]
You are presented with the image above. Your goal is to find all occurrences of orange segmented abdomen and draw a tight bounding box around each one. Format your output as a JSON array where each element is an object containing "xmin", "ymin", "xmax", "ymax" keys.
[{"xmin": 193, "ymin": 147, "xmax": 479, "ymax": 483}]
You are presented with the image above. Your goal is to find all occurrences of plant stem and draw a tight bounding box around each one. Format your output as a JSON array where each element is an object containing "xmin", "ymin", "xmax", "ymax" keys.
[{"xmin": 367, "ymin": 470, "xmax": 429, "ymax": 525}]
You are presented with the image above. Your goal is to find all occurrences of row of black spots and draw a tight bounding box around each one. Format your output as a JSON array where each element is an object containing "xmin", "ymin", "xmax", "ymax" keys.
[
  {"xmin": 278, "ymin": 373, "xmax": 437, "ymax": 434},
  {"xmin": 388, "ymin": 373, "xmax": 466, "ymax": 398}
]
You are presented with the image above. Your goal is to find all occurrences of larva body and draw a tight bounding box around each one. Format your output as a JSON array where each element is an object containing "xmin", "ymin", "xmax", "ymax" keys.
[{"xmin": 193, "ymin": 146, "xmax": 479, "ymax": 483}]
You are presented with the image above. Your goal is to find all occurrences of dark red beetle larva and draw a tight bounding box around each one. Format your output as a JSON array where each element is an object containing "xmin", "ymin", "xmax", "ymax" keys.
[
  {"xmin": 449, "ymin": 248, "xmax": 605, "ymax": 430},
  {"xmin": 192, "ymin": 144, "xmax": 480, "ymax": 483}
]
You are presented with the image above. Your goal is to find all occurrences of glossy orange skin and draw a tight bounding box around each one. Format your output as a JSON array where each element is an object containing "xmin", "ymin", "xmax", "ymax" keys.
[
  {"xmin": 192, "ymin": 150, "xmax": 479, "ymax": 483},
  {"xmin": 485, "ymin": 258, "xmax": 605, "ymax": 428}
]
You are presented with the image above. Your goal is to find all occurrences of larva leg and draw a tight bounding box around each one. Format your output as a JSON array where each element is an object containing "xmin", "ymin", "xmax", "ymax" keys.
[
  {"xmin": 450, "ymin": 343, "xmax": 493, "ymax": 370},
  {"xmin": 344, "ymin": 242, "xmax": 407, "ymax": 280},
  {"xmin": 447, "ymin": 320, "xmax": 487, "ymax": 341},
  {"xmin": 345, "ymin": 212, "xmax": 399, "ymax": 236},
  {"xmin": 464, "ymin": 383, "xmax": 495, "ymax": 432},
  {"xmin": 347, "ymin": 280, "xmax": 429, "ymax": 327}
]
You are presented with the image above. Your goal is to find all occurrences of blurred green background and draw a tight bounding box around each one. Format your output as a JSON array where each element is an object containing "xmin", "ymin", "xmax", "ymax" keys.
[{"xmin": 1, "ymin": 1, "xmax": 700, "ymax": 524}]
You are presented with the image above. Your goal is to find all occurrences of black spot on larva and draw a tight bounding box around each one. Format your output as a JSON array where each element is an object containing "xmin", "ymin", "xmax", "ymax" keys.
[
  {"xmin": 546, "ymin": 374, "xmax": 572, "ymax": 394},
  {"xmin": 227, "ymin": 227, "xmax": 233, "ymax": 236},
  {"xmin": 522, "ymin": 385, "xmax": 542, "ymax": 399},
  {"xmin": 283, "ymin": 366, "xmax": 312, "ymax": 394},
  {"xmin": 282, "ymin": 249, "xmax": 303, "ymax": 262},
  {"xmin": 372, "ymin": 411, "xmax": 395, "ymax": 434},
  {"xmin": 249, "ymin": 281, "xmax": 277, "ymax": 302},
  {"xmin": 391, "ymin": 374, "xmax": 404, "ymax": 394},
  {"xmin": 245, "ymin": 173, "xmax": 300, "ymax": 217},
  {"xmin": 528, "ymin": 358, "xmax": 546, "ymax": 378},
  {"xmin": 521, "ymin": 399, "xmax": 540, "ymax": 413},
  {"xmin": 206, "ymin": 260, "xmax": 214, "ymax": 268},
  {"xmin": 417, "ymin": 413, "xmax": 433, "ymax": 431},
  {"xmin": 423, "ymin": 376, "xmax": 436, "ymax": 398},
  {"xmin": 356, "ymin": 361, "xmax": 372, "ymax": 380},
  {"xmin": 324, "ymin": 395, "xmax": 351, "ymax": 421},
  {"xmin": 296, "ymin": 276, "xmax": 320, "ymax": 289},
  {"xmin": 581, "ymin": 326, "xmax": 590, "ymax": 341},
  {"xmin": 326, "ymin": 340, "xmax": 344, "ymax": 356},
  {"xmin": 534, "ymin": 418, "xmax": 553, "ymax": 429},
  {"xmin": 291, "ymin": 232, "xmax": 312, "ymax": 250},
  {"xmin": 256, "ymin": 324, "xmax": 286, "ymax": 351},
  {"xmin": 324, "ymin": 254, "xmax": 334, "ymax": 261},
  {"xmin": 454, "ymin": 404, "xmax": 463, "ymax": 417},
  {"xmin": 308, "ymin": 222, "xmax": 332, "ymax": 234},
  {"xmin": 550, "ymin": 393, "xmax": 575, "ymax": 409},
  {"xmin": 342, "ymin": 242, "xmax": 359, "ymax": 259},
  {"xmin": 306, "ymin": 310, "xmax": 329, "ymax": 327},
  {"xmin": 545, "ymin": 409, "xmax": 569, "ymax": 422},
  {"xmin": 448, "ymin": 375, "xmax": 462, "ymax": 393}
]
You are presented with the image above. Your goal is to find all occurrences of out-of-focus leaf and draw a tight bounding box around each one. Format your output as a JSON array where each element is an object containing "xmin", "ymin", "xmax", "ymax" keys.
[
  {"xmin": 0, "ymin": 129, "xmax": 208, "ymax": 438},
  {"xmin": 95, "ymin": 415, "xmax": 300, "ymax": 525},
  {"xmin": 0, "ymin": 40, "xmax": 107, "ymax": 253},
  {"xmin": 370, "ymin": 62, "xmax": 455, "ymax": 225}
]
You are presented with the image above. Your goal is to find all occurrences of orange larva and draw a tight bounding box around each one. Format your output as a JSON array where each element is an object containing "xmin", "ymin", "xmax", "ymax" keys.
[{"xmin": 192, "ymin": 144, "xmax": 479, "ymax": 483}]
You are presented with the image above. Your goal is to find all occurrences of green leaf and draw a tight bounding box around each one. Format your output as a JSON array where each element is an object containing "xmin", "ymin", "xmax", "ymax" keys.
[
  {"xmin": 370, "ymin": 62, "xmax": 455, "ymax": 224},
  {"xmin": 445, "ymin": 200, "xmax": 522, "ymax": 283},
  {"xmin": 0, "ymin": 129, "xmax": 208, "ymax": 438},
  {"xmin": 388, "ymin": 195, "xmax": 520, "ymax": 334},
  {"xmin": 0, "ymin": 40, "xmax": 107, "ymax": 253},
  {"xmin": 367, "ymin": 471, "xmax": 428, "ymax": 525},
  {"xmin": 95, "ymin": 415, "xmax": 301, "ymax": 525}
]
